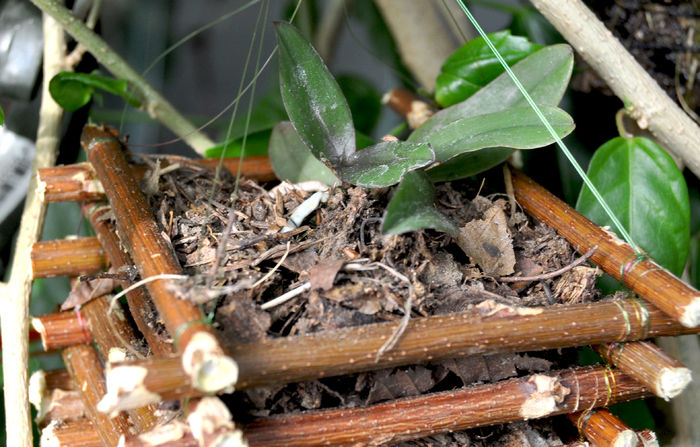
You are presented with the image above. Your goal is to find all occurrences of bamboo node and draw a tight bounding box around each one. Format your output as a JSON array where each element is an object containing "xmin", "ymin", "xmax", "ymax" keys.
[
  {"xmin": 98, "ymin": 365, "xmax": 161, "ymax": 417},
  {"xmin": 519, "ymin": 374, "xmax": 569, "ymax": 419},
  {"xmin": 182, "ymin": 331, "xmax": 238, "ymax": 393}
]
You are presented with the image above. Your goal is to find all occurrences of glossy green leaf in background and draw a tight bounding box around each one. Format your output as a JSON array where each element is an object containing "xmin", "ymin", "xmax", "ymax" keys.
[
  {"xmin": 435, "ymin": 30, "xmax": 541, "ymax": 107},
  {"xmin": 205, "ymin": 130, "xmax": 272, "ymax": 158},
  {"xmin": 424, "ymin": 105, "xmax": 573, "ymax": 164},
  {"xmin": 576, "ymin": 137, "xmax": 690, "ymax": 276},
  {"xmin": 382, "ymin": 170, "xmax": 459, "ymax": 236},
  {"xmin": 0, "ymin": 105, "xmax": 4, "ymax": 125},
  {"xmin": 268, "ymin": 121, "xmax": 339, "ymax": 185},
  {"xmin": 49, "ymin": 71, "xmax": 141, "ymax": 112},
  {"xmin": 338, "ymin": 140, "xmax": 434, "ymax": 188},
  {"xmin": 412, "ymin": 44, "xmax": 573, "ymax": 142},
  {"xmin": 275, "ymin": 22, "xmax": 354, "ymax": 165},
  {"xmin": 337, "ymin": 74, "xmax": 381, "ymax": 135}
]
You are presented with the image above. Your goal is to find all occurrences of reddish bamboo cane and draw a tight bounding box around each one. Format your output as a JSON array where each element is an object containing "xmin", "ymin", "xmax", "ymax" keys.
[
  {"xmin": 510, "ymin": 167, "xmax": 700, "ymax": 327},
  {"xmin": 242, "ymin": 366, "xmax": 651, "ymax": 446},
  {"xmin": 595, "ymin": 341, "xmax": 691, "ymax": 400},
  {"xmin": 38, "ymin": 156, "xmax": 275, "ymax": 203},
  {"xmin": 31, "ymin": 237, "xmax": 107, "ymax": 278},
  {"xmin": 97, "ymin": 298, "xmax": 698, "ymax": 413},
  {"xmin": 81, "ymin": 124, "xmax": 236, "ymax": 393},
  {"xmin": 567, "ymin": 408, "xmax": 637, "ymax": 447}
]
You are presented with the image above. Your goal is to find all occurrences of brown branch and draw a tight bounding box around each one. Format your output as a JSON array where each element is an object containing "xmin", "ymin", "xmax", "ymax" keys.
[
  {"xmin": 382, "ymin": 88, "xmax": 435, "ymax": 129},
  {"xmin": 29, "ymin": 368, "xmax": 85, "ymax": 426},
  {"xmin": 596, "ymin": 341, "xmax": 691, "ymax": 400},
  {"xmin": 637, "ymin": 429, "xmax": 660, "ymax": 447},
  {"xmin": 31, "ymin": 237, "xmax": 107, "ymax": 279},
  {"xmin": 99, "ymin": 298, "xmax": 697, "ymax": 413},
  {"xmin": 499, "ymin": 245, "xmax": 597, "ymax": 282},
  {"xmin": 63, "ymin": 344, "xmax": 132, "ymax": 446},
  {"xmin": 243, "ymin": 366, "xmax": 651, "ymax": 446},
  {"xmin": 83, "ymin": 202, "xmax": 173, "ymax": 356},
  {"xmin": 32, "ymin": 310, "xmax": 92, "ymax": 350},
  {"xmin": 39, "ymin": 156, "xmax": 276, "ymax": 203},
  {"xmin": 40, "ymin": 418, "xmax": 103, "ymax": 447},
  {"xmin": 567, "ymin": 408, "xmax": 638, "ymax": 447},
  {"xmin": 82, "ymin": 125, "xmax": 237, "ymax": 393},
  {"xmin": 510, "ymin": 167, "xmax": 700, "ymax": 327}
]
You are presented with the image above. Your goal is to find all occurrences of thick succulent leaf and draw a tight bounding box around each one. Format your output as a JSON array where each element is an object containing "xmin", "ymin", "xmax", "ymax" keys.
[
  {"xmin": 275, "ymin": 22, "xmax": 354, "ymax": 165},
  {"xmin": 427, "ymin": 148, "xmax": 515, "ymax": 182},
  {"xmin": 411, "ymin": 44, "xmax": 573, "ymax": 142},
  {"xmin": 338, "ymin": 141, "xmax": 434, "ymax": 188},
  {"xmin": 382, "ymin": 170, "xmax": 459, "ymax": 236},
  {"xmin": 576, "ymin": 137, "xmax": 690, "ymax": 276},
  {"xmin": 426, "ymin": 105, "xmax": 573, "ymax": 163},
  {"xmin": 49, "ymin": 72, "xmax": 141, "ymax": 111},
  {"xmin": 435, "ymin": 30, "xmax": 541, "ymax": 107},
  {"xmin": 268, "ymin": 121, "xmax": 339, "ymax": 185}
]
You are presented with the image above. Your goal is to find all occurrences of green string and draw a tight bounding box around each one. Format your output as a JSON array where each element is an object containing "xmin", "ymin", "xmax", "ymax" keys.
[{"xmin": 455, "ymin": 0, "xmax": 640, "ymax": 254}]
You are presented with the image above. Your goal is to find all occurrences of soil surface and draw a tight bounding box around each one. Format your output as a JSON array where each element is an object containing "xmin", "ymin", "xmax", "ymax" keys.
[{"xmin": 137, "ymin": 158, "xmax": 602, "ymax": 446}]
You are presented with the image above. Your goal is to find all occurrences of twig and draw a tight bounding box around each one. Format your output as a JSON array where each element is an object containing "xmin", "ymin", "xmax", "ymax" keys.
[
  {"xmin": 382, "ymin": 88, "xmax": 435, "ymax": 128},
  {"xmin": 98, "ymin": 298, "xmax": 698, "ymax": 412},
  {"xmin": 40, "ymin": 418, "xmax": 102, "ymax": 447},
  {"xmin": 498, "ymin": 246, "xmax": 597, "ymax": 282},
  {"xmin": 596, "ymin": 341, "xmax": 691, "ymax": 400},
  {"xmin": 63, "ymin": 344, "xmax": 132, "ymax": 446},
  {"xmin": 510, "ymin": 167, "xmax": 700, "ymax": 327},
  {"xmin": 31, "ymin": 237, "xmax": 106, "ymax": 278},
  {"xmin": 567, "ymin": 408, "xmax": 638, "ymax": 447},
  {"xmin": 83, "ymin": 203, "xmax": 174, "ymax": 356},
  {"xmin": 260, "ymin": 282, "xmax": 311, "ymax": 310},
  {"xmin": 39, "ymin": 157, "xmax": 276, "ymax": 203},
  {"xmin": 28, "ymin": 0, "xmax": 216, "ymax": 154},
  {"xmin": 0, "ymin": 8, "xmax": 66, "ymax": 446},
  {"xmin": 243, "ymin": 366, "xmax": 651, "ymax": 446},
  {"xmin": 529, "ymin": 0, "xmax": 700, "ymax": 179},
  {"xmin": 82, "ymin": 125, "xmax": 237, "ymax": 393}
]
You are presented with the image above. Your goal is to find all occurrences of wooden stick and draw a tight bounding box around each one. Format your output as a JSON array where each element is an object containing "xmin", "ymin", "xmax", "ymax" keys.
[
  {"xmin": 39, "ymin": 156, "xmax": 275, "ymax": 203},
  {"xmin": 32, "ymin": 310, "xmax": 92, "ymax": 350},
  {"xmin": 82, "ymin": 124, "xmax": 237, "ymax": 393},
  {"xmin": 29, "ymin": 369, "xmax": 83, "ymax": 425},
  {"xmin": 567, "ymin": 408, "xmax": 637, "ymax": 447},
  {"xmin": 243, "ymin": 366, "xmax": 651, "ymax": 446},
  {"xmin": 63, "ymin": 344, "xmax": 132, "ymax": 446},
  {"xmin": 382, "ymin": 88, "xmax": 434, "ymax": 129},
  {"xmin": 637, "ymin": 429, "xmax": 660, "ymax": 447},
  {"xmin": 510, "ymin": 167, "xmax": 700, "ymax": 327},
  {"xmin": 83, "ymin": 203, "xmax": 173, "ymax": 357},
  {"xmin": 596, "ymin": 341, "xmax": 691, "ymax": 400},
  {"xmin": 40, "ymin": 418, "xmax": 103, "ymax": 447},
  {"xmin": 99, "ymin": 298, "xmax": 698, "ymax": 413},
  {"xmin": 31, "ymin": 237, "xmax": 106, "ymax": 278},
  {"xmin": 529, "ymin": 0, "xmax": 700, "ymax": 178}
]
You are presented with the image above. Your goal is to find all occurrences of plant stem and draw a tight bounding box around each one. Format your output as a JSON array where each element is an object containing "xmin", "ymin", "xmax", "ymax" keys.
[
  {"xmin": 31, "ymin": 237, "xmax": 106, "ymax": 278},
  {"xmin": 242, "ymin": 366, "xmax": 651, "ymax": 446},
  {"xmin": 28, "ymin": 0, "xmax": 216, "ymax": 155},
  {"xmin": 510, "ymin": 167, "xmax": 700, "ymax": 327},
  {"xmin": 40, "ymin": 418, "xmax": 103, "ymax": 447},
  {"xmin": 0, "ymin": 9, "xmax": 67, "ymax": 447},
  {"xmin": 529, "ymin": 0, "xmax": 700, "ymax": 179}
]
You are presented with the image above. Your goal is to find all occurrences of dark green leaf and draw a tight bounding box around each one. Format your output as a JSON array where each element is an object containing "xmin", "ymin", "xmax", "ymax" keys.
[
  {"xmin": 338, "ymin": 74, "xmax": 381, "ymax": 135},
  {"xmin": 427, "ymin": 148, "xmax": 514, "ymax": 182},
  {"xmin": 49, "ymin": 72, "xmax": 141, "ymax": 112},
  {"xmin": 204, "ymin": 130, "xmax": 272, "ymax": 158},
  {"xmin": 268, "ymin": 121, "xmax": 339, "ymax": 185},
  {"xmin": 338, "ymin": 140, "xmax": 433, "ymax": 187},
  {"xmin": 435, "ymin": 30, "xmax": 542, "ymax": 107},
  {"xmin": 576, "ymin": 137, "xmax": 690, "ymax": 276},
  {"xmin": 382, "ymin": 170, "xmax": 459, "ymax": 236},
  {"xmin": 412, "ymin": 44, "xmax": 573, "ymax": 141},
  {"xmin": 275, "ymin": 22, "xmax": 354, "ymax": 165},
  {"xmin": 0, "ymin": 106, "xmax": 4, "ymax": 125},
  {"xmin": 426, "ymin": 105, "xmax": 573, "ymax": 164},
  {"xmin": 227, "ymin": 87, "xmax": 288, "ymax": 140}
]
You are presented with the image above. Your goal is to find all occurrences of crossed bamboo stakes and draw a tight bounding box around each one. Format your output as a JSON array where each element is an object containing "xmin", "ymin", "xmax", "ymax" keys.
[{"xmin": 30, "ymin": 124, "xmax": 698, "ymax": 446}]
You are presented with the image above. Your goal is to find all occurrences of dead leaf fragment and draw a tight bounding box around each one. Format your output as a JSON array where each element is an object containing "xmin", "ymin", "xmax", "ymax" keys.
[
  {"xmin": 456, "ymin": 204, "xmax": 515, "ymax": 276},
  {"xmin": 308, "ymin": 259, "xmax": 345, "ymax": 291}
]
